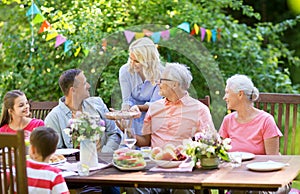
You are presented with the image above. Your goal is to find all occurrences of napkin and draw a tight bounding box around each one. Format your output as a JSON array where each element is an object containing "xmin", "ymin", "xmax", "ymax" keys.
[
  {"xmin": 57, "ymin": 162, "xmax": 111, "ymax": 172},
  {"xmin": 61, "ymin": 171, "xmax": 78, "ymax": 177},
  {"xmin": 150, "ymin": 160, "xmax": 194, "ymax": 172}
]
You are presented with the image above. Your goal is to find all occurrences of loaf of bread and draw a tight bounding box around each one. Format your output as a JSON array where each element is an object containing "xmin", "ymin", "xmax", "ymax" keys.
[{"xmin": 49, "ymin": 154, "xmax": 66, "ymax": 163}]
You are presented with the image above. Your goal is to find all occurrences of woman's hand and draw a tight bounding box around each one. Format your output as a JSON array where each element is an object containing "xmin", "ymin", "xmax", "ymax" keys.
[{"xmin": 129, "ymin": 105, "xmax": 142, "ymax": 118}]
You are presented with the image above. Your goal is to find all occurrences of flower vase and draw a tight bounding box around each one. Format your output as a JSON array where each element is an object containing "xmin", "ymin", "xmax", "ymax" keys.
[
  {"xmin": 80, "ymin": 139, "xmax": 98, "ymax": 168},
  {"xmin": 200, "ymin": 155, "xmax": 219, "ymax": 169}
]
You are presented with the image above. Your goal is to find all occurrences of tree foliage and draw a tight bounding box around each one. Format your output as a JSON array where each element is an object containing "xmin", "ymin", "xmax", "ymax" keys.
[{"xmin": 1, "ymin": 0, "xmax": 299, "ymax": 127}]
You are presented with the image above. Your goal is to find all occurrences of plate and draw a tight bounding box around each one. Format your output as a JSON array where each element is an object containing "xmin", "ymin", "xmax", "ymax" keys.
[
  {"xmin": 58, "ymin": 162, "xmax": 111, "ymax": 171},
  {"xmin": 150, "ymin": 156, "xmax": 185, "ymax": 168},
  {"xmin": 229, "ymin": 152, "xmax": 255, "ymax": 161},
  {"xmin": 246, "ymin": 161, "xmax": 287, "ymax": 172},
  {"xmin": 49, "ymin": 158, "xmax": 67, "ymax": 165},
  {"xmin": 105, "ymin": 111, "xmax": 140, "ymax": 120},
  {"xmin": 112, "ymin": 160, "xmax": 146, "ymax": 171},
  {"xmin": 55, "ymin": 148, "xmax": 79, "ymax": 156}
]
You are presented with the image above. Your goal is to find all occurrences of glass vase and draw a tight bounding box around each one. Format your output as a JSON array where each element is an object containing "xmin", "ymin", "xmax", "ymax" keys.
[
  {"xmin": 80, "ymin": 139, "xmax": 98, "ymax": 168},
  {"xmin": 200, "ymin": 155, "xmax": 219, "ymax": 169}
]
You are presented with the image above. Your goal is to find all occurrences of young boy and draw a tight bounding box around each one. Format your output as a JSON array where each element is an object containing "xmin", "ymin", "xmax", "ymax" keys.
[{"xmin": 27, "ymin": 126, "xmax": 69, "ymax": 193}]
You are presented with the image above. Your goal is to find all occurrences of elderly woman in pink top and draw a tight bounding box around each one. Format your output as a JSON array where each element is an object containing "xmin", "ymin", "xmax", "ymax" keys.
[
  {"xmin": 134, "ymin": 62, "xmax": 215, "ymax": 148},
  {"xmin": 0, "ymin": 90, "xmax": 44, "ymax": 138},
  {"xmin": 219, "ymin": 74, "xmax": 282, "ymax": 155}
]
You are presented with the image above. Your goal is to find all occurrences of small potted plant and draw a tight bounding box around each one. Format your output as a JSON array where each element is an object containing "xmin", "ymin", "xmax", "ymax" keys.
[{"xmin": 183, "ymin": 126, "xmax": 232, "ymax": 169}]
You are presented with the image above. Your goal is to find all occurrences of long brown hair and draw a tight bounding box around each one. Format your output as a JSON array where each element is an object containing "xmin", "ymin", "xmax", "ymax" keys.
[{"xmin": 0, "ymin": 90, "xmax": 25, "ymax": 127}]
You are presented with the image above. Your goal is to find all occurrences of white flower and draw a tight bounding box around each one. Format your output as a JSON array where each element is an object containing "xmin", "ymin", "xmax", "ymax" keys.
[{"xmin": 63, "ymin": 128, "xmax": 71, "ymax": 137}]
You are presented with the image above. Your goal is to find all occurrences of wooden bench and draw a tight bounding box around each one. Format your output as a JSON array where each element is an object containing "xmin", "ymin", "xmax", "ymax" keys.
[
  {"xmin": 29, "ymin": 101, "xmax": 58, "ymax": 120},
  {"xmin": 199, "ymin": 95, "xmax": 210, "ymax": 108},
  {"xmin": 254, "ymin": 93, "xmax": 300, "ymax": 155}
]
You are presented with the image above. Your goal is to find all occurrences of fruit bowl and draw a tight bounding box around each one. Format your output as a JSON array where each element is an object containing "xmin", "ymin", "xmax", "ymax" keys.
[{"xmin": 150, "ymin": 156, "xmax": 185, "ymax": 168}]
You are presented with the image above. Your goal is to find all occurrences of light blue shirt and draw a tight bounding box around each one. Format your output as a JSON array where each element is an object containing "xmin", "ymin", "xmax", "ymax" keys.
[
  {"xmin": 119, "ymin": 64, "xmax": 163, "ymax": 135},
  {"xmin": 45, "ymin": 96, "xmax": 122, "ymax": 153}
]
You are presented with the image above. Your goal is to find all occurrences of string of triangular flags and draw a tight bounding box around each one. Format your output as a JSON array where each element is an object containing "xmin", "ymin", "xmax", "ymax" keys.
[
  {"xmin": 26, "ymin": 2, "xmax": 85, "ymax": 57},
  {"xmin": 124, "ymin": 22, "xmax": 221, "ymax": 44},
  {"xmin": 26, "ymin": 2, "xmax": 221, "ymax": 57}
]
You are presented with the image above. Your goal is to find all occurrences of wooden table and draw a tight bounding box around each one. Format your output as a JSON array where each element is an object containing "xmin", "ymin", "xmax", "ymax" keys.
[{"xmin": 65, "ymin": 154, "xmax": 300, "ymax": 193}]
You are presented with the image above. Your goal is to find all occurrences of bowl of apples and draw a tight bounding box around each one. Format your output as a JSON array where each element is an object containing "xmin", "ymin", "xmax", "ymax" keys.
[{"xmin": 150, "ymin": 144, "xmax": 187, "ymax": 168}]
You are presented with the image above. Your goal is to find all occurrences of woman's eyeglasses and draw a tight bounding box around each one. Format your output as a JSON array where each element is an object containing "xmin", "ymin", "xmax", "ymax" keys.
[{"xmin": 156, "ymin": 78, "xmax": 176, "ymax": 84}]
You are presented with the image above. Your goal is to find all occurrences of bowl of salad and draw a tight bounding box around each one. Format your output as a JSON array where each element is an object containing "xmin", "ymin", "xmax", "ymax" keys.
[{"xmin": 113, "ymin": 148, "xmax": 146, "ymax": 170}]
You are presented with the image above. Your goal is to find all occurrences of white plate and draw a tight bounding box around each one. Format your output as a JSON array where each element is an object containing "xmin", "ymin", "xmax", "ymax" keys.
[
  {"xmin": 49, "ymin": 158, "xmax": 67, "ymax": 165},
  {"xmin": 112, "ymin": 160, "xmax": 146, "ymax": 171},
  {"xmin": 246, "ymin": 161, "xmax": 287, "ymax": 172},
  {"xmin": 150, "ymin": 156, "xmax": 185, "ymax": 168},
  {"xmin": 58, "ymin": 162, "xmax": 111, "ymax": 171},
  {"xmin": 55, "ymin": 149, "xmax": 79, "ymax": 156},
  {"xmin": 229, "ymin": 152, "xmax": 255, "ymax": 161}
]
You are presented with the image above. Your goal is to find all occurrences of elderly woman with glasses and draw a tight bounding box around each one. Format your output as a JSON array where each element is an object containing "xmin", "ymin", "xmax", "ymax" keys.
[
  {"xmin": 219, "ymin": 74, "xmax": 282, "ymax": 155},
  {"xmin": 119, "ymin": 37, "xmax": 164, "ymax": 135},
  {"xmin": 133, "ymin": 62, "xmax": 215, "ymax": 148}
]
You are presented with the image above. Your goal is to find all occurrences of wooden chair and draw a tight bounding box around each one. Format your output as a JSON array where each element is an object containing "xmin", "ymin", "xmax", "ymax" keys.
[
  {"xmin": 0, "ymin": 130, "xmax": 28, "ymax": 194},
  {"xmin": 254, "ymin": 93, "xmax": 300, "ymax": 155},
  {"xmin": 199, "ymin": 95, "xmax": 210, "ymax": 108},
  {"xmin": 29, "ymin": 101, "xmax": 58, "ymax": 120}
]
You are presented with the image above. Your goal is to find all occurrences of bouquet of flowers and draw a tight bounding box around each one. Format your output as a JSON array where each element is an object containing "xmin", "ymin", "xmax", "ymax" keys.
[
  {"xmin": 183, "ymin": 126, "xmax": 232, "ymax": 164},
  {"xmin": 64, "ymin": 111, "xmax": 106, "ymax": 148}
]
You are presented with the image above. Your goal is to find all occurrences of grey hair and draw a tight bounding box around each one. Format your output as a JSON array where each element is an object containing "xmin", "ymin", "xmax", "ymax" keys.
[
  {"xmin": 164, "ymin": 62, "xmax": 193, "ymax": 91},
  {"xmin": 226, "ymin": 74, "xmax": 259, "ymax": 102}
]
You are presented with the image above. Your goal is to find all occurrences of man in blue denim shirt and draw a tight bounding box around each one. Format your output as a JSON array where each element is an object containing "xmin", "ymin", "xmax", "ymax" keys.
[
  {"xmin": 45, "ymin": 69, "xmax": 121, "ymax": 194},
  {"xmin": 45, "ymin": 68, "xmax": 122, "ymax": 152}
]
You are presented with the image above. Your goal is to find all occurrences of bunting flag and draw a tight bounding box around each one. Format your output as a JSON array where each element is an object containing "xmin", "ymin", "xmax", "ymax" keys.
[
  {"xmin": 151, "ymin": 32, "xmax": 161, "ymax": 43},
  {"xmin": 38, "ymin": 20, "xmax": 51, "ymax": 33},
  {"xmin": 200, "ymin": 27, "xmax": 206, "ymax": 41},
  {"xmin": 160, "ymin": 30, "xmax": 170, "ymax": 40},
  {"xmin": 135, "ymin": 32, "xmax": 144, "ymax": 40},
  {"xmin": 26, "ymin": 2, "xmax": 41, "ymax": 16},
  {"xmin": 143, "ymin": 29, "xmax": 153, "ymax": 37},
  {"xmin": 124, "ymin": 30, "xmax": 135, "ymax": 44},
  {"xmin": 26, "ymin": 1, "xmax": 221, "ymax": 57},
  {"xmin": 217, "ymin": 28, "xmax": 222, "ymax": 40},
  {"xmin": 206, "ymin": 30, "xmax": 212, "ymax": 42},
  {"xmin": 211, "ymin": 29, "xmax": 217, "ymax": 42},
  {"xmin": 83, "ymin": 49, "xmax": 89, "ymax": 56},
  {"xmin": 74, "ymin": 47, "xmax": 81, "ymax": 57},
  {"xmin": 190, "ymin": 28, "xmax": 196, "ymax": 36},
  {"xmin": 177, "ymin": 22, "xmax": 190, "ymax": 33},
  {"xmin": 102, "ymin": 39, "xmax": 107, "ymax": 51},
  {"xmin": 46, "ymin": 31, "xmax": 58, "ymax": 41},
  {"xmin": 26, "ymin": 1, "xmax": 85, "ymax": 56},
  {"xmin": 55, "ymin": 34, "xmax": 67, "ymax": 48},
  {"xmin": 33, "ymin": 13, "xmax": 45, "ymax": 24},
  {"xmin": 194, "ymin": 24, "xmax": 199, "ymax": 35},
  {"xmin": 64, "ymin": 40, "xmax": 73, "ymax": 53}
]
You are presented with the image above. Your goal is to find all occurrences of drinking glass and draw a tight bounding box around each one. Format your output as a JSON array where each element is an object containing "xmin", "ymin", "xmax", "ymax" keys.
[
  {"xmin": 123, "ymin": 128, "xmax": 136, "ymax": 149},
  {"xmin": 229, "ymin": 152, "xmax": 242, "ymax": 167}
]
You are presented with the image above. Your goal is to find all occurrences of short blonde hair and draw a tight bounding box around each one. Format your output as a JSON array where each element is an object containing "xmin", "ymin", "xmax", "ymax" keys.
[{"xmin": 128, "ymin": 37, "xmax": 162, "ymax": 84}]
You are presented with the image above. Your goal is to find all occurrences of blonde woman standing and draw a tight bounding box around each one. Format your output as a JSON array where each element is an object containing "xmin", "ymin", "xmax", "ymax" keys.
[{"xmin": 119, "ymin": 37, "xmax": 164, "ymax": 135}]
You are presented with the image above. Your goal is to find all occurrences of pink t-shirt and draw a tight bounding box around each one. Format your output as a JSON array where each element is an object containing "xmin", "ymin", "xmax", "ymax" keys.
[
  {"xmin": 0, "ymin": 119, "xmax": 45, "ymax": 138},
  {"xmin": 219, "ymin": 110, "xmax": 282, "ymax": 155},
  {"xmin": 143, "ymin": 94, "xmax": 215, "ymax": 148}
]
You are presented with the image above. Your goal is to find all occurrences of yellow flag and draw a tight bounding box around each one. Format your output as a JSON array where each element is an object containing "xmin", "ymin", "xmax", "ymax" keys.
[
  {"xmin": 206, "ymin": 30, "xmax": 212, "ymax": 42},
  {"xmin": 46, "ymin": 31, "xmax": 58, "ymax": 41},
  {"xmin": 135, "ymin": 32, "xmax": 144, "ymax": 40}
]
